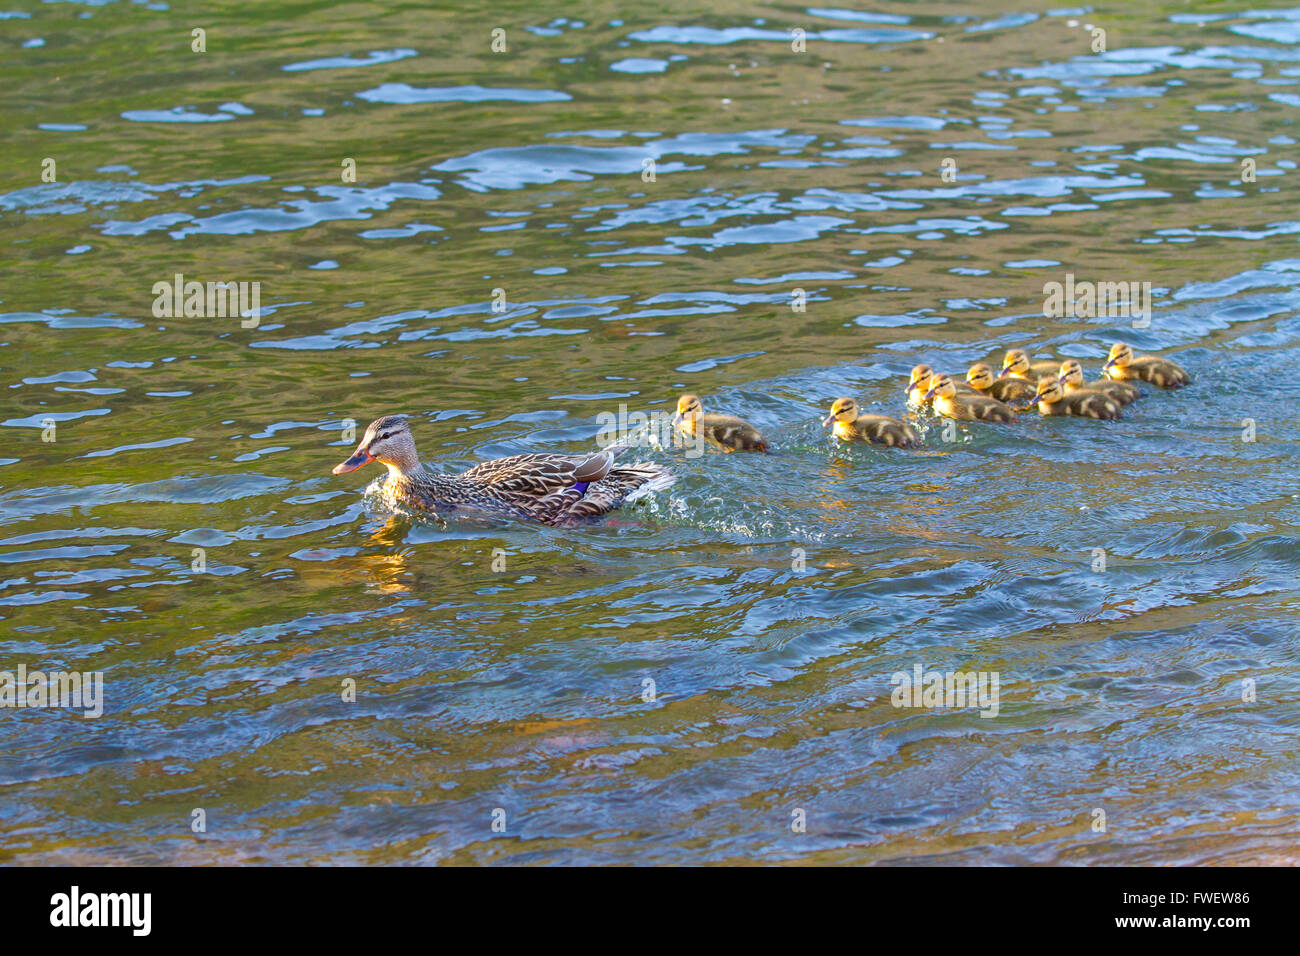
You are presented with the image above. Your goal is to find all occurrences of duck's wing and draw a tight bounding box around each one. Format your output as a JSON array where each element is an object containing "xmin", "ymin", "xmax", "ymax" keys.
[
  {"xmin": 572, "ymin": 448, "xmax": 617, "ymax": 482},
  {"xmin": 459, "ymin": 447, "xmax": 624, "ymax": 501},
  {"xmin": 854, "ymin": 414, "xmax": 920, "ymax": 448},
  {"xmin": 460, "ymin": 452, "xmax": 602, "ymax": 497},
  {"xmin": 557, "ymin": 462, "xmax": 676, "ymax": 523},
  {"xmin": 1131, "ymin": 357, "xmax": 1189, "ymax": 387},
  {"xmin": 1093, "ymin": 378, "xmax": 1142, "ymax": 403},
  {"xmin": 973, "ymin": 395, "xmax": 1018, "ymax": 422},
  {"xmin": 1154, "ymin": 359, "xmax": 1190, "ymax": 387},
  {"xmin": 989, "ymin": 379, "xmax": 1031, "ymax": 402},
  {"xmin": 700, "ymin": 414, "xmax": 767, "ymax": 452},
  {"xmin": 1069, "ymin": 391, "xmax": 1121, "ymax": 419}
]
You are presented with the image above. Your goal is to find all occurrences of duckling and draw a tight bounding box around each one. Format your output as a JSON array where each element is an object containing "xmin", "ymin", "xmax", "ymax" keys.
[
  {"xmin": 823, "ymin": 397, "xmax": 921, "ymax": 448},
  {"xmin": 673, "ymin": 394, "xmax": 768, "ymax": 452},
  {"xmin": 1000, "ymin": 348, "xmax": 1062, "ymax": 382},
  {"xmin": 923, "ymin": 374, "xmax": 1018, "ymax": 423},
  {"xmin": 966, "ymin": 362, "xmax": 1038, "ymax": 405},
  {"xmin": 333, "ymin": 415, "xmax": 675, "ymax": 526},
  {"xmin": 1031, "ymin": 376, "xmax": 1121, "ymax": 420},
  {"xmin": 1057, "ymin": 359, "xmax": 1141, "ymax": 406},
  {"xmin": 906, "ymin": 363, "xmax": 976, "ymax": 408},
  {"xmin": 1102, "ymin": 342, "xmax": 1191, "ymax": 389}
]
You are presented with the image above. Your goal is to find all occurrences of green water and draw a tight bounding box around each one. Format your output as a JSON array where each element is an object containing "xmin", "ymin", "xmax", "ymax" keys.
[{"xmin": 2, "ymin": 1, "xmax": 1299, "ymax": 864}]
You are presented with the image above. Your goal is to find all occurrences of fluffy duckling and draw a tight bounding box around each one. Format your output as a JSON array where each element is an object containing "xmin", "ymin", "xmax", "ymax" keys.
[
  {"xmin": 966, "ymin": 362, "xmax": 1037, "ymax": 405},
  {"xmin": 823, "ymin": 397, "xmax": 921, "ymax": 448},
  {"xmin": 1102, "ymin": 343, "xmax": 1191, "ymax": 388},
  {"xmin": 906, "ymin": 363, "xmax": 975, "ymax": 408},
  {"xmin": 1000, "ymin": 348, "xmax": 1062, "ymax": 382},
  {"xmin": 923, "ymin": 374, "xmax": 1018, "ymax": 423},
  {"xmin": 1031, "ymin": 376, "xmax": 1121, "ymax": 420},
  {"xmin": 1058, "ymin": 359, "xmax": 1141, "ymax": 406},
  {"xmin": 673, "ymin": 394, "xmax": 768, "ymax": 452}
]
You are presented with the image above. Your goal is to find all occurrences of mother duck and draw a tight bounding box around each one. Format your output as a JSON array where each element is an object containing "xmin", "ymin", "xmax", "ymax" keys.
[{"xmin": 333, "ymin": 415, "xmax": 674, "ymax": 526}]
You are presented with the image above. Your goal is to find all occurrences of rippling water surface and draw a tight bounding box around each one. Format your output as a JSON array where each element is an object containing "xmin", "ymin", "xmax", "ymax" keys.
[{"xmin": 3, "ymin": 1, "xmax": 1300, "ymax": 865}]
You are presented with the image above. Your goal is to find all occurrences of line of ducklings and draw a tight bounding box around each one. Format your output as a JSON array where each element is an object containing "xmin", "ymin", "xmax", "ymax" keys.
[{"xmin": 674, "ymin": 342, "xmax": 1190, "ymax": 452}]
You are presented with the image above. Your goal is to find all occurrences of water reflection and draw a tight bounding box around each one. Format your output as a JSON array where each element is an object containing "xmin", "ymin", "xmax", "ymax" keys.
[{"xmin": 1, "ymin": 1, "xmax": 1298, "ymax": 865}]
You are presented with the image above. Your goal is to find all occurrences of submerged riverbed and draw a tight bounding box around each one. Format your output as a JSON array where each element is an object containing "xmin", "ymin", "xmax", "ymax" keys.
[{"xmin": 2, "ymin": 1, "xmax": 1299, "ymax": 864}]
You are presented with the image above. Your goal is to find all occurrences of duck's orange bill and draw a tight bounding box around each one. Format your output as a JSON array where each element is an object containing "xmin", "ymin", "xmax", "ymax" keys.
[{"xmin": 332, "ymin": 449, "xmax": 374, "ymax": 474}]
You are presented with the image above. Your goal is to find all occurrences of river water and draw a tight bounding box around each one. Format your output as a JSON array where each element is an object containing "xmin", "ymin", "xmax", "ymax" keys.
[{"xmin": 2, "ymin": 2, "xmax": 1299, "ymax": 864}]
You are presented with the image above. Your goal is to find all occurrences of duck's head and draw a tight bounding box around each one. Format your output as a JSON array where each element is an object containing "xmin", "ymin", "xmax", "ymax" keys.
[
  {"xmin": 333, "ymin": 414, "xmax": 419, "ymax": 477},
  {"xmin": 1000, "ymin": 349, "xmax": 1031, "ymax": 378},
  {"xmin": 906, "ymin": 364, "xmax": 935, "ymax": 397},
  {"xmin": 1033, "ymin": 376, "xmax": 1064, "ymax": 404},
  {"xmin": 1103, "ymin": 342, "xmax": 1133, "ymax": 372},
  {"xmin": 1057, "ymin": 358, "xmax": 1085, "ymax": 387},
  {"xmin": 823, "ymin": 396, "xmax": 859, "ymax": 426},
  {"xmin": 673, "ymin": 393, "xmax": 703, "ymax": 425},
  {"xmin": 966, "ymin": 363, "xmax": 996, "ymax": 390},
  {"xmin": 923, "ymin": 373, "xmax": 957, "ymax": 401}
]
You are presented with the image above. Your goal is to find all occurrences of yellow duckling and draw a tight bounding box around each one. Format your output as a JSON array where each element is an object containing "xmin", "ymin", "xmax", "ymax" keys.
[
  {"xmin": 923, "ymin": 373, "xmax": 1018, "ymax": 423},
  {"xmin": 1031, "ymin": 376, "xmax": 1121, "ymax": 420},
  {"xmin": 966, "ymin": 362, "xmax": 1037, "ymax": 405},
  {"xmin": 673, "ymin": 393, "xmax": 768, "ymax": 452},
  {"xmin": 1000, "ymin": 348, "xmax": 1061, "ymax": 382},
  {"xmin": 1102, "ymin": 343, "xmax": 1191, "ymax": 388},
  {"xmin": 905, "ymin": 363, "xmax": 975, "ymax": 408},
  {"xmin": 1057, "ymin": 359, "xmax": 1141, "ymax": 406},
  {"xmin": 823, "ymin": 397, "xmax": 920, "ymax": 448}
]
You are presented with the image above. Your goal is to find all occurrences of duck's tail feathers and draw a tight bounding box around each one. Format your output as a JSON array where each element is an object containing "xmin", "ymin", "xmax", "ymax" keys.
[
  {"xmin": 598, "ymin": 441, "xmax": 632, "ymax": 458},
  {"xmin": 573, "ymin": 449, "xmax": 616, "ymax": 482},
  {"xmin": 617, "ymin": 464, "xmax": 677, "ymax": 502}
]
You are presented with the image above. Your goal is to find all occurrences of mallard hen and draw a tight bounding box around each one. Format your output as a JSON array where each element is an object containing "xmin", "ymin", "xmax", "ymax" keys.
[{"xmin": 333, "ymin": 415, "xmax": 674, "ymax": 526}]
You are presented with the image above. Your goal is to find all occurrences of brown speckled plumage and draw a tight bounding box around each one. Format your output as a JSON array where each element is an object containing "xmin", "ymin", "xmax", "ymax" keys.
[{"xmin": 333, "ymin": 415, "xmax": 673, "ymax": 526}]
